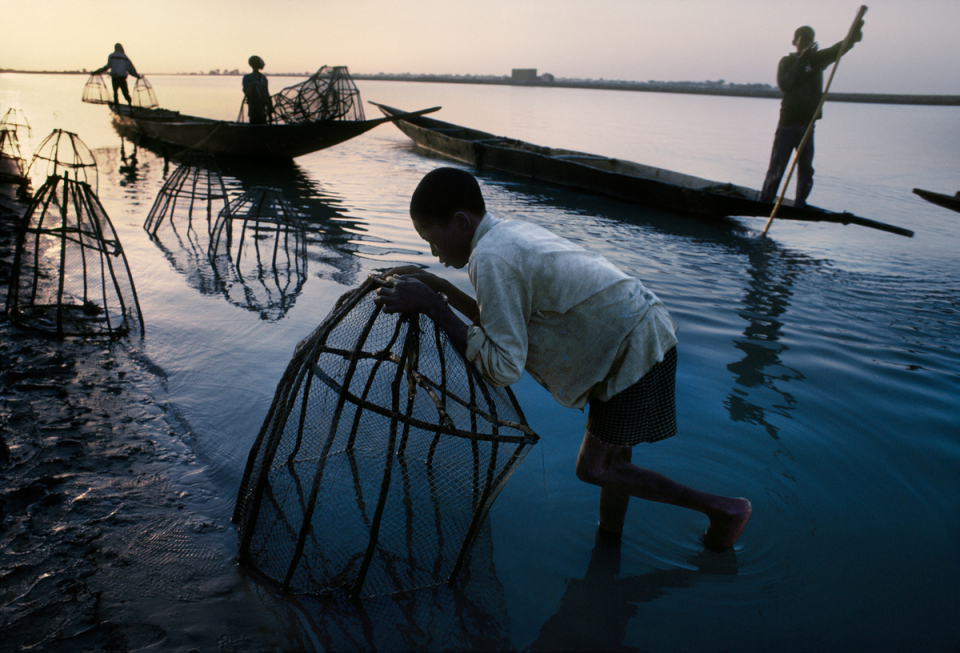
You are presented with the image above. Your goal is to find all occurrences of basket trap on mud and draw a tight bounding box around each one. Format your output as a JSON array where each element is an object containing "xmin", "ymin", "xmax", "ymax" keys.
[
  {"xmin": 234, "ymin": 276, "xmax": 539, "ymax": 599},
  {"xmin": 6, "ymin": 173, "xmax": 143, "ymax": 337}
]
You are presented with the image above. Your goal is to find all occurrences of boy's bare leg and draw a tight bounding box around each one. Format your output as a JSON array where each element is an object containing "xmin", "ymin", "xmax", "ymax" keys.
[
  {"xmin": 576, "ymin": 430, "xmax": 752, "ymax": 550},
  {"xmin": 598, "ymin": 445, "xmax": 632, "ymax": 533}
]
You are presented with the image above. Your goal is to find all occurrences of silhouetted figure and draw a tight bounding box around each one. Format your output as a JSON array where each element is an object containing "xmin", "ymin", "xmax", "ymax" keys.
[
  {"xmin": 94, "ymin": 43, "xmax": 141, "ymax": 108},
  {"xmin": 759, "ymin": 21, "xmax": 864, "ymax": 207},
  {"xmin": 243, "ymin": 56, "xmax": 273, "ymax": 124}
]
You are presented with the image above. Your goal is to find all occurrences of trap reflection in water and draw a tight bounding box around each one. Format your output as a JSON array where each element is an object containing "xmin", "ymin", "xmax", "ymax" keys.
[
  {"xmin": 209, "ymin": 186, "xmax": 308, "ymax": 321},
  {"xmin": 233, "ymin": 276, "xmax": 539, "ymax": 599},
  {"xmin": 143, "ymin": 151, "xmax": 234, "ymax": 297}
]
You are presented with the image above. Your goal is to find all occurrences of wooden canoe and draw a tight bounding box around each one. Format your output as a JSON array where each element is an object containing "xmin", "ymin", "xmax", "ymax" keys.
[
  {"xmin": 373, "ymin": 102, "xmax": 913, "ymax": 237},
  {"xmin": 110, "ymin": 104, "xmax": 440, "ymax": 160},
  {"xmin": 913, "ymin": 188, "xmax": 960, "ymax": 214}
]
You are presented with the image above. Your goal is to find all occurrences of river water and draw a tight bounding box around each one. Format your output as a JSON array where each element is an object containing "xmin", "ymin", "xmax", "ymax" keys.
[{"xmin": 2, "ymin": 73, "xmax": 958, "ymax": 652}]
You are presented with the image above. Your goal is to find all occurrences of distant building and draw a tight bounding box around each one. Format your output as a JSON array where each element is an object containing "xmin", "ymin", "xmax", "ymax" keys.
[
  {"xmin": 511, "ymin": 68, "xmax": 537, "ymax": 82},
  {"xmin": 539, "ymin": 73, "xmax": 555, "ymax": 83}
]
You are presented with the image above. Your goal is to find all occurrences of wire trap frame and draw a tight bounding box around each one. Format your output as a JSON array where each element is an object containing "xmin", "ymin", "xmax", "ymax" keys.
[
  {"xmin": 234, "ymin": 276, "xmax": 539, "ymax": 599},
  {"xmin": 82, "ymin": 73, "xmax": 158, "ymax": 109},
  {"xmin": 26, "ymin": 129, "xmax": 99, "ymax": 193},
  {"xmin": 6, "ymin": 173, "xmax": 144, "ymax": 338},
  {"xmin": 82, "ymin": 73, "xmax": 112, "ymax": 105},
  {"xmin": 269, "ymin": 66, "xmax": 365, "ymax": 124}
]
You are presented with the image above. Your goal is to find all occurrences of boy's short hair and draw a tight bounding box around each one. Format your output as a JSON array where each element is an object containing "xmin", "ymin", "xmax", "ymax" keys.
[{"xmin": 410, "ymin": 168, "xmax": 486, "ymax": 226}]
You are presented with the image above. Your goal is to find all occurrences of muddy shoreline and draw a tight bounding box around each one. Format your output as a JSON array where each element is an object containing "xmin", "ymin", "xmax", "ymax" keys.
[{"xmin": 0, "ymin": 185, "xmax": 275, "ymax": 651}]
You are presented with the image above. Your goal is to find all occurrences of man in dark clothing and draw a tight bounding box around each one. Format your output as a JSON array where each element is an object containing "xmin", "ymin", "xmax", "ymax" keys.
[
  {"xmin": 759, "ymin": 22, "xmax": 864, "ymax": 207},
  {"xmin": 242, "ymin": 56, "xmax": 273, "ymax": 125},
  {"xmin": 94, "ymin": 44, "xmax": 141, "ymax": 108}
]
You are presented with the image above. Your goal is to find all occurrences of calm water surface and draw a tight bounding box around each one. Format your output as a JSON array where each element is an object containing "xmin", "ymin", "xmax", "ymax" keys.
[{"xmin": 2, "ymin": 73, "xmax": 958, "ymax": 652}]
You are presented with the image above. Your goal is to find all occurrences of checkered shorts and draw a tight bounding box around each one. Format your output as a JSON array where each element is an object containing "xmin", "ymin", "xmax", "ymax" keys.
[{"xmin": 585, "ymin": 347, "xmax": 678, "ymax": 446}]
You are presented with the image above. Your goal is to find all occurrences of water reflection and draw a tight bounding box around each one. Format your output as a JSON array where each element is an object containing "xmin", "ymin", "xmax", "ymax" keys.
[
  {"xmin": 221, "ymin": 158, "xmax": 365, "ymax": 287},
  {"xmin": 725, "ymin": 240, "xmax": 805, "ymax": 439},
  {"xmin": 143, "ymin": 151, "xmax": 231, "ymax": 297},
  {"xmin": 132, "ymin": 148, "xmax": 370, "ymax": 319},
  {"xmin": 527, "ymin": 530, "xmax": 738, "ymax": 652},
  {"xmin": 91, "ymin": 138, "xmax": 157, "ymax": 203},
  {"xmin": 209, "ymin": 187, "xmax": 308, "ymax": 321},
  {"xmin": 118, "ymin": 139, "xmax": 139, "ymax": 186},
  {"xmin": 238, "ymin": 520, "xmax": 511, "ymax": 652}
]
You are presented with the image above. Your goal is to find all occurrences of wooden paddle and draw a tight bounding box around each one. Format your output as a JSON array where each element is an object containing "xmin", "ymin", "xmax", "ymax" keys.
[{"xmin": 761, "ymin": 5, "xmax": 868, "ymax": 237}]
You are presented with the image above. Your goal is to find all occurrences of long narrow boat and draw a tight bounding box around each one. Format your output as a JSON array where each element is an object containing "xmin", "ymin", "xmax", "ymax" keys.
[
  {"xmin": 374, "ymin": 103, "xmax": 913, "ymax": 237},
  {"xmin": 912, "ymin": 188, "xmax": 960, "ymax": 214},
  {"xmin": 110, "ymin": 104, "xmax": 440, "ymax": 160}
]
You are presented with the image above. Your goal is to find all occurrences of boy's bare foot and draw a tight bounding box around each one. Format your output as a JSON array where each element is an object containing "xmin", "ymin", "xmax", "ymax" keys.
[{"xmin": 703, "ymin": 498, "xmax": 752, "ymax": 551}]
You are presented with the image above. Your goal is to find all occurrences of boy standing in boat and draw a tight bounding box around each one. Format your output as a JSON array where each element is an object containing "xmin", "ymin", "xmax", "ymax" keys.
[
  {"xmin": 759, "ymin": 20, "xmax": 864, "ymax": 207},
  {"xmin": 243, "ymin": 56, "xmax": 273, "ymax": 125},
  {"xmin": 375, "ymin": 167, "xmax": 751, "ymax": 550},
  {"xmin": 94, "ymin": 44, "xmax": 141, "ymax": 108}
]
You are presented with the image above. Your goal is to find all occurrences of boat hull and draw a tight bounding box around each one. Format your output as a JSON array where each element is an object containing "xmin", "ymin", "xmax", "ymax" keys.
[
  {"xmin": 374, "ymin": 103, "xmax": 912, "ymax": 237},
  {"xmin": 913, "ymin": 188, "xmax": 960, "ymax": 214},
  {"xmin": 111, "ymin": 105, "xmax": 438, "ymax": 160}
]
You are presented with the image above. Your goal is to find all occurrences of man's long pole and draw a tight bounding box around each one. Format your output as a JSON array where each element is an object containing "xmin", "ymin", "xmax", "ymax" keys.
[{"xmin": 761, "ymin": 5, "xmax": 868, "ymax": 237}]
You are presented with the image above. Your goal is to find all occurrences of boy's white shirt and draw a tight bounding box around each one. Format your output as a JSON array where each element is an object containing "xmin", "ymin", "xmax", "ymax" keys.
[{"xmin": 464, "ymin": 213, "xmax": 678, "ymax": 409}]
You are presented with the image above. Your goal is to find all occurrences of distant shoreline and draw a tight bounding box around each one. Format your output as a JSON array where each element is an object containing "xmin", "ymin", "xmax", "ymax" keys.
[{"xmin": 3, "ymin": 69, "xmax": 958, "ymax": 106}]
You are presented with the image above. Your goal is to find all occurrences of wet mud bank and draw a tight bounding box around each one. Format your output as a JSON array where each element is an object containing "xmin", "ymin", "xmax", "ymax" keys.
[{"xmin": 0, "ymin": 189, "xmax": 272, "ymax": 652}]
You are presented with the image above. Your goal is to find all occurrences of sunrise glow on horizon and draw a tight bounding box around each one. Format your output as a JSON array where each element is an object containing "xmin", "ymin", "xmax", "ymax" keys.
[{"xmin": 6, "ymin": 0, "xmax": 960, "ymax": 96}]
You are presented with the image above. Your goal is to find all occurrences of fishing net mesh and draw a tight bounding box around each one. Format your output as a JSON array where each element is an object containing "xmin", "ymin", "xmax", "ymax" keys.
[
  {"xmin": 82, "ymin": 74, "xmax": 158, "ymax": 109},
  {"xmin": 269, "ymin": 66, "xmax": 365, "ymax": 124},
  {"xmin": 234, "ymin": 276, "xmax": 538, "ymax": 598},
  {"xmin": 82, "ymin": 74, "xmax": 112, "ymax": 105},
  {"xmin": 6, "ymin": 174, "xmax": 143, "ymax": 337},
  {"xmin": 26, "ymin": 129, "xmax": 99, "ymax": 193}
]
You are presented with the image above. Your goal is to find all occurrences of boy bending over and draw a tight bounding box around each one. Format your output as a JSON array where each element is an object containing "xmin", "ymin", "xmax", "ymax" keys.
[{"xmin": 375, "ymin": 168, "xmax": 751, "ymax": 550}]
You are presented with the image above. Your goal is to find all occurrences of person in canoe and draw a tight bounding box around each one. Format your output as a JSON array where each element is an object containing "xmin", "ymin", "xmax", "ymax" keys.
[
  {"xmin": 759, "ymin": 20, "xmax": 864, "ymax": 207},
  {"xmin": 375, "ymin": 167, "xmax": 752, "ymax": 551},
  {"xmin": 94, "ymin": 43, "xmax": 141, "ymax": 108},
  {"xmin": 242, "ymin": 56, "xmax": 273, "ymax": 125}
]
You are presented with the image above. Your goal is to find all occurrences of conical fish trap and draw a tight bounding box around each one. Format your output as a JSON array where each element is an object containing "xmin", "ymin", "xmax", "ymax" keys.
[
  {"xmin": 5, "ymin": 174, "xmax": 143, "ymax": 337},
  {"xmin": 131, "ymin": 76, "xmax": 159, "ymax": 110},
  {"xmin": 209, "ymin": 186, "xmax": 307, "ymax": 320},
  {"xmin": 271, "ymin": 66, "xmax": 365, "ymax": 124},
  {"xmin": 0, "ymin": 108, "xmax": 32, "ymax": 142},
  {"xmin": 26, "ymin": 129, "xmax": 98, "ymax": 193},
  {"xmin": 82, "ymin": 73, "xmax": 112, "ymax": 104},
  {"xmin": 234, "ymin": 276, "xmax": 539, "ymax": 599}
]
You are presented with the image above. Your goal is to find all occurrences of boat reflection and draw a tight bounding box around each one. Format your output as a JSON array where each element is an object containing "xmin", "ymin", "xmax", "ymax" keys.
[{"xmin": 136, "ymin": 146, "xmax": 371, "ymax": 319}]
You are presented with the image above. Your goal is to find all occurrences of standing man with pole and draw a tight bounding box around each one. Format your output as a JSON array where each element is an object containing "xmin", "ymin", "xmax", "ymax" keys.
[{"xmin": 759, "ymin": 10, "xmax": 866, "ymax": 212}]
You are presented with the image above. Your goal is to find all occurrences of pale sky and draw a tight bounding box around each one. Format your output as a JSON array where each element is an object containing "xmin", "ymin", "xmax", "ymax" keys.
[{"xmin": 5, "ymin": 0, "xmax": 960, "ymax": 95}]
